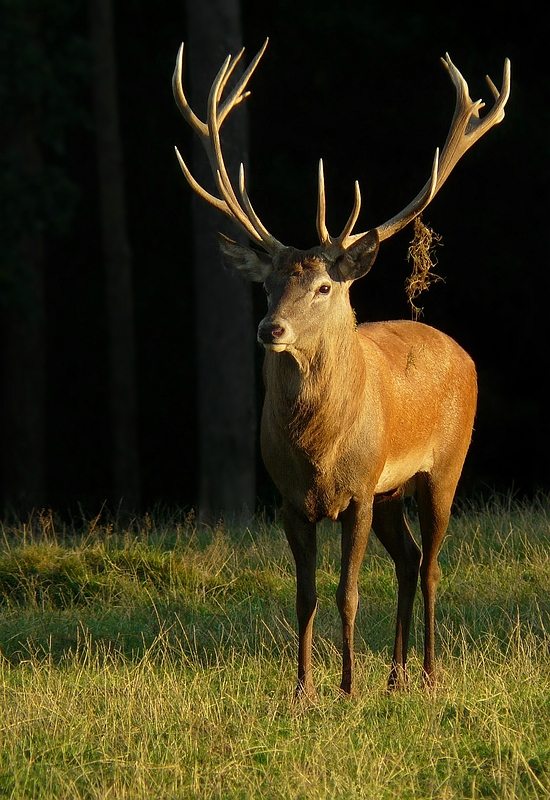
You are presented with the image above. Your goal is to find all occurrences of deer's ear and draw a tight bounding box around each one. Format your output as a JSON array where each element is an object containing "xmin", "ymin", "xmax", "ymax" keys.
[
  {"xmin": 218, "ymin": 234, "xmax": 273, "ymax": 282},
  {"xmin": 334, "ymin": 229, "xmax": 380, "ymax": 282}
]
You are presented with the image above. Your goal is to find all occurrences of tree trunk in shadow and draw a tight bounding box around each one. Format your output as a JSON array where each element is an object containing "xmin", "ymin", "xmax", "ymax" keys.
[
  {"xmin": 90, "ymin": 0, "xmax": 140, "ymax": 514},
  {"xmin": 1, "ymin": 133, "xmax": 46, "ymax": 515},
  {"xmin": 184, "ymin": 0, "xmax": 257, "ymax": 523}
]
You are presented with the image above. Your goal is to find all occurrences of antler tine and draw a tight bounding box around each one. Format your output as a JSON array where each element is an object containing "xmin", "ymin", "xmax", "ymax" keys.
[
  {"xmin": 317, "ymin": 159, "xmax": 330, "ymax": 245},
  {"xmin": 206, "ymin": 54, "xmax": 241, "ymax": 184},
  {"xmin": 174, "ymin": 146, "xmax": 227, "ymax": 213},
  {"xmin": 173, "ymin": 40, "xmax": 284, "ymax": 254},
  {"xmin": 239, "ymin": 162, "xmax": 284, "ymax": 248},
  {"xmin": 344, "ymin": 55, "xmax": 510, "ymax": 247},
  {"xmin": 174, "ymin": 140, "xmax": 262, "ymax": 244},
  {"xmin": 172, "ymin": 43, "xmax": 207, "ymax": 137},
  {"xmin": 219, "ymin": 38, "xmax": 269, "ymax": 126},
  {"xmin": 218, "ymin": 47, "xmax": 246, "ymax": 99},
  {"xmin": 316, "ymin": 159, "xmax": 363, "ymax": 253},
  {"xmin": 239, "ymin": 164, "xmax": 284, "ymax": 249},
  {"xmin": 485, "ymin": 62, "xmax": 510, "ymax": 113},
  {"xmin": 335, "ymin": 181, "xmax": 362, "ymax": 250}
]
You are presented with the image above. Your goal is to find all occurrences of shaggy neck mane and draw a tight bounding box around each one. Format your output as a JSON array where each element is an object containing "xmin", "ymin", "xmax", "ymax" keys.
[{"xmin": 264, "ymin": 315, "xmax": 366, "ymax": 468}]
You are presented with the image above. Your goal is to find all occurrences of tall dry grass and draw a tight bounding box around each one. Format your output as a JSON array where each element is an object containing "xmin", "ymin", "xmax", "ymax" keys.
[{"xmin": 1, "ymin": 496, "xmax": 549, "ymax": 798}]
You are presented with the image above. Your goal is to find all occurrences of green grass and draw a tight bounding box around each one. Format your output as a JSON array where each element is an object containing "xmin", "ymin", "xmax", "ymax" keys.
[{"xmin": 1, "ymin": 498, "xmax": 549, "ymax": 798}]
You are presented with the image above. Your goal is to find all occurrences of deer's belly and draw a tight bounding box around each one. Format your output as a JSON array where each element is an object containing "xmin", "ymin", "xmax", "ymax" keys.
[{"xmin": 374, "ymin": 449, "xmax": 434, "ymax": 494}]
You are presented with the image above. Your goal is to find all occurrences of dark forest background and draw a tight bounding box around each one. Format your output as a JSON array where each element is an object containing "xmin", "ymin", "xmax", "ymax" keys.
[{"xmin": 1, "ymin": 0, "xmax": 548, "ymax": 518}]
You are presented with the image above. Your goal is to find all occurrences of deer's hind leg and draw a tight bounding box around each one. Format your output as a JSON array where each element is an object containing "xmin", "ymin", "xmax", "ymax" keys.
[
  {"xmin": 372, "ymin": 496, "xmax": 421, "ymax": 689},
  {"xmin": 415, "ymin": 471, "xmax": 457, "ymax": 687}
]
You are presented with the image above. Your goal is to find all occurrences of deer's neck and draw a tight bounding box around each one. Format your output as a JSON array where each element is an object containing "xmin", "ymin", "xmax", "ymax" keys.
[{"xmin": 264, "ymin": 319, "xmax": 366, "ymax": 465}]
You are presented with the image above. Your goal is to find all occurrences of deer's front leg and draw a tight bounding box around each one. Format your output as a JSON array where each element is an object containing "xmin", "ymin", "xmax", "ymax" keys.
[
  {"xmin": 283, "ymin": 502, "xmax": 318, "ymax": 699},
  {"xmin": 337, "ymin": 500, "xmax": 373, "ymax": 694}
]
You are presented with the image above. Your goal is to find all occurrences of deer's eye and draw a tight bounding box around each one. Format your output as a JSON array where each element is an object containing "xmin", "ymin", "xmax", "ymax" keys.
[{"xmin": 318, "ymin": 284, "xmax": 331, "ymax": 295}]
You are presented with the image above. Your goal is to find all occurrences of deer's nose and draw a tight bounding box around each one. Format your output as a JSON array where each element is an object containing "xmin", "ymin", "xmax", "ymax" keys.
[{"xmin": 257, "ymin": 321, "xmax": 286, "ymax": 344}]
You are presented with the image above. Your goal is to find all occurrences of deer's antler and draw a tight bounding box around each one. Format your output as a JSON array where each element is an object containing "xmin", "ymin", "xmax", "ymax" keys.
[
  {"xmin": 319, "ymin": 55, "xmax": 510, "ymax": 254},
  {"xmin": 172, "ymin": 39, "xmax": 285, "ymax": 255}
]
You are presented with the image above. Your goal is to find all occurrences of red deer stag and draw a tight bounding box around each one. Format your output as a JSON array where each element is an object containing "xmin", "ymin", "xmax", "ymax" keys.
[{"xmin": 173, "ymin": 42, "xmax": 510, "ymax": 697}]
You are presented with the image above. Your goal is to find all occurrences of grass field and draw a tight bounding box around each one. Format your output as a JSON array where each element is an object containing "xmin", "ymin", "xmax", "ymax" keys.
[{"xmin": 1, "ymin": 497, "xmax": 549, "ymax": 798}]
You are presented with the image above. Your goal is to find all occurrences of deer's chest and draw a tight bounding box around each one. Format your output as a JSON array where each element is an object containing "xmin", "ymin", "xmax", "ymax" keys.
[
  {"xmin": 268, "ymin": 452, "xmax": 353, "ymax": 522},
  {"xmin": 261, "ymin": 415, "xmax": 377, "ymax": 523}
]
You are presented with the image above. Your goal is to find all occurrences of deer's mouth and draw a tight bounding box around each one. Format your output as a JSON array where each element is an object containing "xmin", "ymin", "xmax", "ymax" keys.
[{"xmin": 263, "ymin": 342, "xmax": 290, "ymax": 352}]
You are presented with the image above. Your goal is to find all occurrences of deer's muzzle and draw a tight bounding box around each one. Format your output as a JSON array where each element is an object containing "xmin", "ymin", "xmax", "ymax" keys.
[{"xmin": 257, "ymin": 319, "xmax": 296, "ymax": 350}]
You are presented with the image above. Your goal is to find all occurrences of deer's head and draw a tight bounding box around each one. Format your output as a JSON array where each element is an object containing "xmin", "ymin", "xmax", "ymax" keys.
[{"xmin": 218, "ymin": 231, "xmax": 379, "ymax": 352}]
